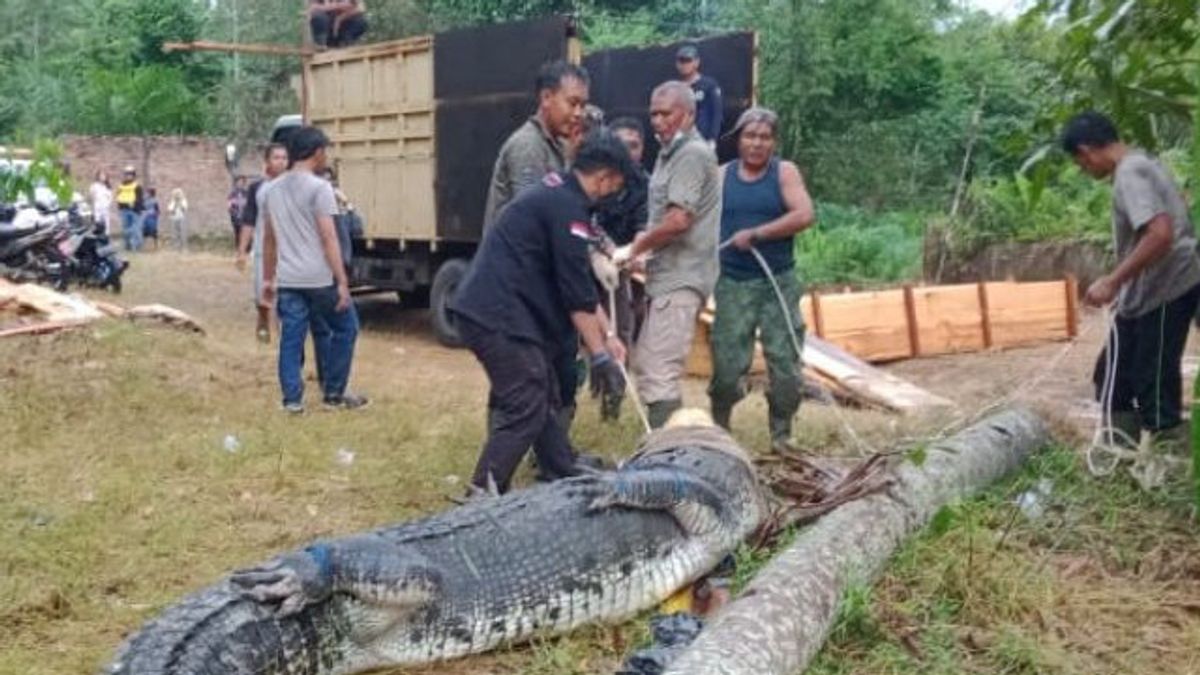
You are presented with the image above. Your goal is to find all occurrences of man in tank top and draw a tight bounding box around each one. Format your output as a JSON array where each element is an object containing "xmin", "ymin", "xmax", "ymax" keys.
[{"xmin": 708, "ymin": 107, "xmax": 815, "ymax": 453}]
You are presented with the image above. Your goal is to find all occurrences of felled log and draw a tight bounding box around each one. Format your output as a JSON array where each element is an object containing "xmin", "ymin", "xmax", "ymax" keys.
[
  {"xmin": 664, "ymin": 407, "xmax": 1048, "ymax": 675},
  {"xmin": 123, "ymin": 304, "xmax": 205, "ymax": 334}
]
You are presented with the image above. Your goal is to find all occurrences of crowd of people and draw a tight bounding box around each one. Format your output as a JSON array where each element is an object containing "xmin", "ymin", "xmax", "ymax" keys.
[
  {"xmin": 240, "ymin": 37, "xmax": 1196, "ymax": 497},
  {"xmin": 451, "ymin": 45, "xmax": 813, "ymax": 494},
  {"xmin": 88, "ymin": 166, "xmax": 176, "ymax": 253}
]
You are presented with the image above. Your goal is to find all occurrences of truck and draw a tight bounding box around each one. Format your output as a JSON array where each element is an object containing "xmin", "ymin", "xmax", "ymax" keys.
[{"xmin": 279, "ymin": 16, "xmax": 756, "ymax": 346}]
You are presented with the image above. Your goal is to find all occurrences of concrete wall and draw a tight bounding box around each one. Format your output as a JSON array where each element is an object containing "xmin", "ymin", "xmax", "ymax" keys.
[
  {"xmin": 925, "ymin": 235, "xmax": 1112, "ymax": 291},
  {"xmin": 63, "ymin": 135, "xmax": 264, "ymax": 241}
]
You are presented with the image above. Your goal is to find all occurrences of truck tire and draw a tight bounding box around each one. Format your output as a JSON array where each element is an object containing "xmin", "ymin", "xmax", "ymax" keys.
[
  {"xmin": 398, "ymin": 287, "xmax": 431, "ymax": 309},
  {"xmin": 430, "ymin": 258, "xmax": 469, "ymax": 348}
]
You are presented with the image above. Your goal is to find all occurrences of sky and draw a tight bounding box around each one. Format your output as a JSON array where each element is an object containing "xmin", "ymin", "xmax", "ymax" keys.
[{"xmin": 965, "ymin": 0, "xmax": 1029, "ymax": 19}]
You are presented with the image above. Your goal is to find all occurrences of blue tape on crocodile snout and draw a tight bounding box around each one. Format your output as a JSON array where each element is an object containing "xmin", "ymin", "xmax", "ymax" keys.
[{"xmin": 306, "ymin": 544, "xmax": 334, "ymax": 581}]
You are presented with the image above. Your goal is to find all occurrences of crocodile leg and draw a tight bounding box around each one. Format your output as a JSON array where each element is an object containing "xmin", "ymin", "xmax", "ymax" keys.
[
  {"xmin": 587, "ymin": 469, "xmax": 728, "ymax": 537},
  {"xmin": 231, "ymin": 534, "xmax": 441, "ymax": 617}
]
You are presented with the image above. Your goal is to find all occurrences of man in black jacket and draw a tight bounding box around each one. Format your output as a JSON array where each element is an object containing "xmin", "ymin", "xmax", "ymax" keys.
[{"xmin": 450, "ymin": 131, "xmax": 633, "ymax": 493}]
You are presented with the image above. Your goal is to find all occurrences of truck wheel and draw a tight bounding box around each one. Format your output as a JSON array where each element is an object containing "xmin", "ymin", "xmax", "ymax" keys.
[
  {"xmin": 430, "ymin": 258, "xmax": 469, "ymax": 348},
  {"xmin": 397, "ymin": 287, "xmax": 430, "ymax": 309}
]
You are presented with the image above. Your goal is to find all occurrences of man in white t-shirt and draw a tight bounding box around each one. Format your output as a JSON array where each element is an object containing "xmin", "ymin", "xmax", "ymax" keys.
[{"xmin": 261, "ymin": 126, "xmax": 367, "ymax": 414}]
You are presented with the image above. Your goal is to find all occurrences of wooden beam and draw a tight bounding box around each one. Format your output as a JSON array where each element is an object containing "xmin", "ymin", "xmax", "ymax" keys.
[
  {"xmin": 1064, "ymin": 275, "xmax": 1079, "ymax": 338},
  {"xmin": 902, "ymin": 284, "xmax": 920, "ymax": 358},
  {"xmin": 810, "ymin": 291, "xmax": 825, "ymax": 339},
  {"xmin": 162, "ymin": 41, "xmax": 312, "ymax": 57},
  {"xmin": 976, "ymin": 281, "xmax": 993, "ymax": 349}
]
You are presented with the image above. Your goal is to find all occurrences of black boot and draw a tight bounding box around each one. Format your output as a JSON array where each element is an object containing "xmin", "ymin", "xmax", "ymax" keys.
[
  {"xmin": 711, "ymin": 401, "xmax": 734, "ymax": 431},
  {"xmin": 647, "ymin": 399, "xmax": 682, "ymax": 429}
]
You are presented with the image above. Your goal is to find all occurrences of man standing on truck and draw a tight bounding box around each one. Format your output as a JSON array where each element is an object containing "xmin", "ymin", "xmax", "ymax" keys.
[
  {"xmin": 261, "ymin": 126, "xmax": 368, "ymax": 414},
  {"xmin": 309, "ymin": 0, "xmax": 369, "ymax": 49},
  {"xmin": 237, "ymin": 143, "xmax": 290, "ymax": 343},
  {"xmin": 613, "ymin": 81, "xmax": 721, "ymax": 429},
  {"xmin": 675, "ymin": 44, "xmax": 723, "ymax": 146},
  {"xmin": 708, "ymin": 107, "xmax": 815, "ymax": 452},
  {"xmin": 450, "ymin": 131, "xmax": 632, "ymax": 494}
]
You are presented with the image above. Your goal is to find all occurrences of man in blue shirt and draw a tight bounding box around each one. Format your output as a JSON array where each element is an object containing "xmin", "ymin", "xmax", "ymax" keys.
[{"xmin": 676, "ymin": 44, "xmax": 723, "ymax": 145}]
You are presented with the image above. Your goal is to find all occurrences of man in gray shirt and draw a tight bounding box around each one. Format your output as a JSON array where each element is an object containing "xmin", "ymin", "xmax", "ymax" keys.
[
  {"xmin": 1063, "ymin": 111, "xmax": 1200, "ymax": 446},
  {"xmin": 484, "ymin": 60, "xmax": 588, "ymax": 227},
  {"xmin": 262, "ymin": 126, "xmax": 367, "ymax": 413},
  {"xmin": 614, "ymin": 81, "xmax": 721, "ymax": 428}
]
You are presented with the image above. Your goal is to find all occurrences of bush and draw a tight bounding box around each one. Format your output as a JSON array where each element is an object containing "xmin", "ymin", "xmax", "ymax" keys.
[
  {"xmin": 794, "ymin": 202, "xmax": 924, "ymax": 287},
  {"xmin": 961, "ymin": 162, "xmax": 1111, "ymax": 247}
]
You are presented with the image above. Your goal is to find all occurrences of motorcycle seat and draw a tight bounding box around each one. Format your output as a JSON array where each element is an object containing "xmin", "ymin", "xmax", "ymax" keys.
[{"xmin": 0, "ymin": 223, "xmax": 36, "ymax": 242}]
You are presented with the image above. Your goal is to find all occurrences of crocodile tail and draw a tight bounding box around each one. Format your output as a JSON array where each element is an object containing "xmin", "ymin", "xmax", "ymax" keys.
[{"xmin": 104, "ymin": 580, "xmax": 347, "ymax": 675}]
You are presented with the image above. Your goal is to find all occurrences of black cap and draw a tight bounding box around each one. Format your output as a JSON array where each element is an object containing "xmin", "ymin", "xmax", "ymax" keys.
[{"xmin": 676, "ymin": 44, "xmax": 699, "ymax": 61}]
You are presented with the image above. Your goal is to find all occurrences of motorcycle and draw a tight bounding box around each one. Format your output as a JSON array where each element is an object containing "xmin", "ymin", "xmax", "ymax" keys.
[
  {"xmin": 53, "ymin": 213, "xmax": 127, "ymax": 293},
  {"xmin": 0, "ymin": 206, "xmax": 71, "ymax": 290}
]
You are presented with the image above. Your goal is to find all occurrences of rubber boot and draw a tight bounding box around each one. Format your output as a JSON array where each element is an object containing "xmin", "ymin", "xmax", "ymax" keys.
[
  {"xmin": 711, "ymin": 401, "xmax": 733, "ymax": 431},
  {"xmin": 647, "ymin": 399, "xmax": 682, "ymax": 430},
  {"xmin": 769, "ymin": 414, "xmax": 798, "ymax": 454}
]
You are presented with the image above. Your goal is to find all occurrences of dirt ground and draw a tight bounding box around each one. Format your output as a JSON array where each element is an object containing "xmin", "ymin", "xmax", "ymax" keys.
[{"xmin": 0, "ymin": 250, "xmax": 1196, "ymax": 674}]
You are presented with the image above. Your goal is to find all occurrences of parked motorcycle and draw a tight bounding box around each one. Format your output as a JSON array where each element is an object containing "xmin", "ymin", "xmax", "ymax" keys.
[
  {"xmin": 0, "ymin": 206, "xmax": 71, "ymax": 290},
  {"xmin": 54, "ymin": 215, "xmax": 127, "ymax": 293},
  {"xmin": 0, "ymin": 201, "xmax": 126, "ymax": 293}
]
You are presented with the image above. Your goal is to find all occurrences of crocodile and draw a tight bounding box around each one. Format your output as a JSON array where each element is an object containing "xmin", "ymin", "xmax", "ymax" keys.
[{"xmin": 104, "ymin": 419, "xmax": 766, "ymax": 674}]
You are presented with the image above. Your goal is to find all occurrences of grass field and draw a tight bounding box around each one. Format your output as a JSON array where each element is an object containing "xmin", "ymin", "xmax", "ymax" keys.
[{"xmin": 1, "ymin": 251, "xmax": 1197, "ymax": 674}]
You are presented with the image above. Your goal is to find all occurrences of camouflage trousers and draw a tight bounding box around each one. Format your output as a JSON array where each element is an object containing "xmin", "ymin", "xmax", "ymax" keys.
[{"xmin": 707, "ymin": 272, "xmax": 805, "ymax": 443}]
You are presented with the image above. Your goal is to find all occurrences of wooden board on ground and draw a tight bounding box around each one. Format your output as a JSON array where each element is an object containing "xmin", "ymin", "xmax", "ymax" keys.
[
  {"xmin": 0, "ymin": 279, "xmax": 104, "ymax": 323},
  {"xmin": 686, "ymin": 311, "xmax": 952, "ymax": 414},
  {"xmin": 804, "ymin": 336, "xmax": 954, "ymax": 413}
]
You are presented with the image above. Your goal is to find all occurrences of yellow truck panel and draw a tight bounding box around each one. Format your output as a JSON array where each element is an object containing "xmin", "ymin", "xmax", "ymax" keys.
[{"xmin": 305, "ymin": 36, "xmax": 435, "ymax": 242}]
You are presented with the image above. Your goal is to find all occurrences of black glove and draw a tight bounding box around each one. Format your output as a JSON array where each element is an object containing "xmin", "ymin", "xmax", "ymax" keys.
[{"xmin": 589, "ymin": 352, "xmax": 626, "ymax": 407}]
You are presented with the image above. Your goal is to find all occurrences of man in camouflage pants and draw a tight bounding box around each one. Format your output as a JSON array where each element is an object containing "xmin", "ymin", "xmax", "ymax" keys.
[{"xmin": 708, "ymin": 108, "xmax": 815, "ymax": 452}]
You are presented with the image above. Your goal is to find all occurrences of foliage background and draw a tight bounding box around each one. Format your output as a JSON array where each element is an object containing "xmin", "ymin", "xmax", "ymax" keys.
[{"xmin": 0, "ymin": 0, "xmax": 1195, "ymax": 282}]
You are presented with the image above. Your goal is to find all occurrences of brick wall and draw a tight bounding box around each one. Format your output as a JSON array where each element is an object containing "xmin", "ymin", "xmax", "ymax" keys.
[{"xmin": 64, "ymin": 135, "xmax": 265, "ymax": 241}]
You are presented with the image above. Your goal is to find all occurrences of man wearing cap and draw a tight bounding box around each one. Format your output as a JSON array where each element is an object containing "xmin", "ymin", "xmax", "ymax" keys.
[
  {"xmin": 676, "ymin": 44, "xmax": 723, "ymax": 145},
  {"xmin": 708, "ymin": 107, "xmax": 815, "ymax": 452},
  {"xmin": 114, "ymin": 166, "xmax": 145, "ymax": 252},
  {"xmin": 613, "ymin": 81, "xmax": 721, "ymax": 428}
]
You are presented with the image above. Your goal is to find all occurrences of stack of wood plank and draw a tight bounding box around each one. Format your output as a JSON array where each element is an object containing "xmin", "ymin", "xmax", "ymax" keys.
[
  {"xmin": 0, "ymin": 279, "xmax": 105, "ymax": 337},
  {"xmin": 801, "ymin": 277, "xmax": 1078, "ymax": 363},
  {"xmin": 0, "ymin": 279, "xmax": 204, "ymax": 337},
  {"xmin": 686, "ymin": 277, "xmax": 1078, "ymax": 414}
]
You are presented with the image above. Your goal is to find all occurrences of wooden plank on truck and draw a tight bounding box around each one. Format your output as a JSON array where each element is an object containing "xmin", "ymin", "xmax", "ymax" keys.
[{"xmin": 306, "ymin": 35, "xmax": 437, "ymax": 243}]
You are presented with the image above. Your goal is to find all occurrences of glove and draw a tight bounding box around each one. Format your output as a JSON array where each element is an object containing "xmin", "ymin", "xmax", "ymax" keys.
[
  {"xmin": 611, "ymin": 244, "xmax": 635, "ymax": 267},
  {"xmin": 589, "ymin": 352, "xmax": 626, "ymax": 405},
  {"xmin": 591, "ymin": 250, "xmax": 619, "ymax": 291}
]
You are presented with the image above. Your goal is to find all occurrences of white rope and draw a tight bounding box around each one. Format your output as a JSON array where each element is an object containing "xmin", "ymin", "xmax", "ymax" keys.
[{"xmin": 609, "ymin": 284, "xmax": 653, "ymax": 434}]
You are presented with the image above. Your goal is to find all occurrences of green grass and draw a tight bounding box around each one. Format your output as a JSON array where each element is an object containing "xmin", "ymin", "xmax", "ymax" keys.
[{"xmin": 806, "ymin": 445, "xmax": 1200, "ymax": 675}]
